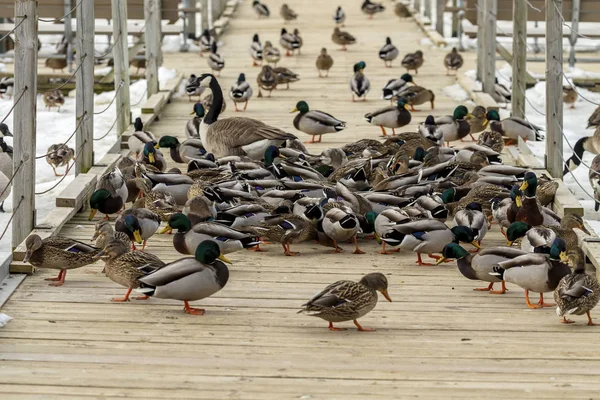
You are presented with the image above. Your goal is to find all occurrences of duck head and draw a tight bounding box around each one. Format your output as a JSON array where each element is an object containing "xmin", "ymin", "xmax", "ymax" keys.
[
  {"xmin": 400, "ymin": 73, "xmax": 413, "ymax": 84},
  {"xmin": 484, "ymin": 109, "xmax": 500, "ymax": 127},
  {"xmin": 263, "ymin": 145, "xmax": 284, "ymax": 166},
  {"xmin": 436, "ymin": 242, "xmax": 470, "ymax": 265},
  {"xmin": 161, "ymin": 213, "xmax": 192, "ymax": 234},
  {"xmin": 158, "ymin": 135, "xmax": 180, "ymax": 149},
  {"xmin": 453, "ymin": 105, "xmax": 470, "ymax": 120},
  {"xmin": 505, "ymin": 221, "xmax": 532, "ymax": 246},
  {"xmin": 190, "ymin": 102, "xmax": 205, "ymax": 117},
  {"xmin": 396, "ymin": 97, "xmax": 410, "ymax": 111},
  {"xmin": 451, "ymin": 226, "xmax": 479, "ymax": 249},
  {"xmin": 123, "ymin": 215, "xmax": 143, "ymax": 244},
  {"xmin": 548, "ymin": 238, "xmax": 568, "ymax": 263},
  {"xmin": 196, "ymin": 240, "xmax": 231, "ymax": 264},
  {"xmin": 359, "ymin": 272, "xmax": 392, "ymax": 302},
  {"xmin": 519, "ymin": 171, "xmax": 538, "ymax": 197},
  {"xmin": 88, "ymin": 189, "xmax": 111, "ymax": 220},
  {"xmin": 290, "ymin": 100, "xmax": 309, "ymax": 114},
  {"xmin": 23, "ymin": 234, "xmax": 43, "ymax": 263},
  {"xmin": 143, "ymin": 142, "xmax": 158, "ymax": 164},
  {"xmin": 134, "ymin": 117, "xmax": 143, "ymax": 132}
]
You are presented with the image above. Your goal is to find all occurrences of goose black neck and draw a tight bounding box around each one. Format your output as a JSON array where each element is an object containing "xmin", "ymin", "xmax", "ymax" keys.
[{"xmin": 205, "ymin": 76, "xmax": 224, "ymax": 125}]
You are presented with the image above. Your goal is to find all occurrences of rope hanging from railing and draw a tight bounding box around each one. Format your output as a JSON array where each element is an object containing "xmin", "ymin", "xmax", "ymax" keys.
[
  {"xmin": 38, "ymin": 0, "xmax": 83, "ymax": 23},
  {"xmin": 0, "ymin": 196, "xmax": 24, "ymax": 242},
  {"xmin": 35, "ymin": 112, "xmax": 86, "ymax": 160},
  {"xmin": 44, "ymin": 55, "xmax": 86, "ymax": 92},
  {"xmin": 0, "ymin": 160, "xmax": 23, "ymax": 200},
  {"xmin": 1, "ymin": 87, "xmax": 28, "ymax": 125},
  {"xmin": 0, "ymin": 15, "xmax": 27, "ymax": 43},
  {"xmin": 93, "ymin": 81, "xmax": 124, "ymax": 115},
  {"xmin": 94, "ymin": 108, "xmax": 123, "ymax": 141}
]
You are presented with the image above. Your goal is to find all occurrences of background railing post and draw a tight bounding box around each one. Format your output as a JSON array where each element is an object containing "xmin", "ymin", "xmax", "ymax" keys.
[
  {"xmin": 511, "ymin": 0, "xmax": 527, "ymax": 119},
  {"xmin": 476, "ymin": 0, "xmax": 485, "ymax": 81},
  {"xmin": 12, "ymin": 0, "xmax": 38, "ymax": 248},
  {"xmin": 75, "ymin": 0, "xmax": 95, "ymax": 174},
  {"xmin": 424, "ymin": 0, "xmax": 431, "ymax": 20},
  {"xmin": 481, "ymin": 0, "xmax": 497, "ymax": 96},
  {"xmin": 64, "ymin": 0, "xmax": 74, "ymax": 72},
  {"xmin": 545, "ymin": 0, "xmax": 564, "ymax": 178},
  {"xmin": 568, "ymin": 0, "xmax": 580, "ymax": 68},
  {"xmin": 112, "ymin": 0, "xmax": 131, "ymax": 135},
  {"xmin": 145, "ymin": 0, "xmax": 161, "ymax": 97},
  {"xmin": 200, "ymin": 0, "xmax": 209, "ymax": 32},
  {"xmin": 435, "ymin": 0, "xmax": 444, "ymax": 35}
]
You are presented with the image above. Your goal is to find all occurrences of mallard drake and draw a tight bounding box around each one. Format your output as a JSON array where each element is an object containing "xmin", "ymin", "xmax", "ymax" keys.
[
  {"xmin": 453, "ymin": 202, "xmax": 488, "ymax": 247},
  {"xmin": 198, "ymin": 29, "xmax": 215, "ymax": 56},
  {"xmin": 0, "ymin": 123, "xmax": 12, "ymax": 138},
  {"xmin": 506, "ymin": 214, "xmax": 589, "ymax": 252},
  {"xmin": 45, "ymin": 143, "xmax": 74, "ymax": 176},
  {"xmin": 263, "ymin": 41, "xmax": 281, "ymax": 66},
  {"xmin": 395, "ymin": 2, "xmax": 411, "ymax": 18},
  {"xmin": 293, "ymin": 29, "xmax": 303, "ymax": 55},
  {"xmin": 280, "ymin": 28, "xmax": 300, "ymax": 57},
  {"xmin": 485, "ymin": 110, "xmax": 544, "ymax": 144},
  {"xmin": 379, "ymin": 37, "xmax": 399, "ymax": 68},
  {"xmin": 401, "ymin": 50, "xmax": 424, "ymax": 74},
  {"xmin": 443, "ymin": 47, "xmax": 463, "ymax": 75},
  {"xmin": 257, "ymin": 65, "xmax": 278, "ymax": 98},
  {"xmin": 185, "ymin": 102, "xmax": 205, "ymax": 139},
  {"xmin": 382, "ymin": 73, "xmax": 414, "ymax": 101},
  {"xmin": 273, "ymin": 66, "xmax": 300, "ymax": 89},
  {"xmin": 350, "ymin": 61, "xmax": 370, "ymax": 101},
  {"xmin": 299, "ymin": 272, "xmax": 391, "ymax": 331},
  {"xmin": 0, "ymin": 77, "xmax": 14, "ymax": 99},
  {"xmin": 115, "ymin": 208, "xmax": 161, "ymax": 250},
  {"xmin": 197, "ymin": 74, "xmax": 296, "ymax": 159},
  {"xmin": 291, "ymin": 100, "xmax": 345, "ymax": 144},
  {"xmin": 91, "ymin": 220, "xmax": 131, "ymax": 250},
  {"xmin": 589, "ymin": 154, "xmax": 600, "ymax": 210},
  {"xmin": 128, "ymin": 117, "xmax": 158, "ymax": 155},
  {"xmin": 588, "ymin": 106, "xmax": 600, "ymax": 129},
  {"xmin": 249, "ymin": 34, "xmax": 263, "ymax": 66},
  {"xmin": 332, "ymin": 27, "xmax": 356, "ymax": 51},
  {"xmin": 95, "ymin": 239, "xmax": 165, "ymax": 302},
  {"xmin": 555, "ymin": 249, "xmax": 600, "ymax": 325},
  {"xmin": 316, "ymin": 48, "xmax": 334, "ymax": 78},
  {"xmin": 432, "ymin": 105, "xmax": 472, "ymax": 144},
  {"xmin": 137, "ymin": 142, "xmax": 167, "ymax": 172},
  {"xmin": 43, "ymin": 89, "xmax": 65, "ymax": 112},
  {"xmin": 516, "ymin": 172, "xmax": 560, "ymax": 226},
  {"xmin": 397, "ymin": 86, "xmax": 435, "ymax": 112},
  {"xmin": 322, "ymin": 207, "xmax": 364, "ymax": 254},
  {"xmin": 158, "ymin": 135, "xmax": 205, "ymax": 163},
  {"xmin": 89, "ymin": 167, "xmax": 128, "ymax": 220},
  {"xmin": 365, "ymin": 97, "xmax": 411, "ymax": 137},
  {"xmin": 361, "ymin": 0, "xmax": 385, "ymax": 18},
  {"xmin": 563, "ymin": 86, "xmax": 578, "ymax": 109},
  {"xmin": 23, "ymin": 234, "xmax": 101, "ymax": 286},
  {"xmin": 162, "ymin": 213, "xmax": 260, "ymax": 255},
  {"xmin": 252, "ymin": 0, "xmax": 270, "ymax": 18},
  {"xmin": 250, "ymin": 213, "xmax": 316, "ymax": 256},
  {"xmin": 185, "ymin": 74, "xmax": 205, "ymax": 101},
  {"xmin": 491, "ymin": 238, "xmax": 570, "ymax": 309},
  {"xmin": 137, "ymin": 241, "xmax": 230, "ymax": 315},
  {"xmin": 207, "ymin": 43, "xmax": 225, "ymax": 76},
  {"xmin": 333, "ymin": 6, "xmax": 345, "ymax": 26},
  {"xmin": 229, "ymin": 73, "xmax": 253, "ymax": 112},
  {"xmin": 280, "ymin": 3, "xmax": 298, "ymax": 21}
]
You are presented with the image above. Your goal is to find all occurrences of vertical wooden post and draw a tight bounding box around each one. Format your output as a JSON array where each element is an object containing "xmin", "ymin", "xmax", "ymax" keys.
[
  {"xmin": 435, "ymin": 0, "xmax": 444, "ymax": 35},
  {"xmin": 476, "ymin": 0, "xmax": 485, "ymax": 81},
  {"xmin": 481, "ymin": 0, "xmax": 496, "ymax": 96},
  {"xmin": 568, "ymin": 0, "xmax": 580, "ymax": 67},
  {"xmin": 511, "ymin": 0, "xmax": 527, "ymax": 119},
  {"xmin": 200, "ymin": 0, "xmax": 209, "ymax": 32},
  {"xmin": 457, "ymin": 4, "xmax": 465, "ymax": 51},
  {"xmin": 145, "ymin": 0, "xmax": 161, "ymax": 97},
  {"xmin": 64, "ymin": 0, "xmax": 74, "ymax": 72},
  {"xmin": 12, "ymin": 0, "xmax": 37, "ymax": 248},
  {"xmin": 424, "ymin": 0, "xmax": 431, "ymax": 20},
  {"xmin": 545, "ymin": 0, "xmax": 563, "ymax": 178},
  {"xmin": 75, "ymin": 0, "xmax": 94, "ymax": 174},
  {"xmin": 451, "ymin": 0, "xmax": 459, "ymax": 37},
  {"xmin": 112, "ymin": 0, "xmax": 131, "ymax": 135},
  {"xmin": 414, "ymin": 0, "xmax": 421, "ymax": 13}
]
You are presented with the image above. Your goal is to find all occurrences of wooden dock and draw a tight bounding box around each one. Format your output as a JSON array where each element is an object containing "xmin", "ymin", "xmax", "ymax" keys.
[{"xmin": 1, "ymin": 1, "xmax": 599, "ymax": 398}]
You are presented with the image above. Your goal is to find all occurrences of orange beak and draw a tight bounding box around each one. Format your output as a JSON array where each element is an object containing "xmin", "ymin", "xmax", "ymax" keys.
[{"xmin": 380, "ymin": 289, "xmax": 392, "ymax": 302}]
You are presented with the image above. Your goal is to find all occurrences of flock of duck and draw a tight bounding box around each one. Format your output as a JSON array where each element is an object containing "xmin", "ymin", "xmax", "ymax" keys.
[{"xmin": 12, "ymin": 1, "xmax": 600, "ymax": 331}]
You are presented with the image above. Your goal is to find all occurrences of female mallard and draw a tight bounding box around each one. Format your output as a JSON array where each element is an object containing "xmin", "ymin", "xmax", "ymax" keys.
[
  {"xmin": 184, "ymin": 195, "xmax": 218, "ymax": 225},
  {"xmin": 322, "ymin": 207, "xmax": 365, "ymax": 254},
  {"xmin": 185, "ymin": 103, "xmax": 204, "ymax": 139},
  {"xmin": 555, "ymin": 249, "xmax": 600, "ymax": 325},
  {"xmin": 280, "ymin": 28, "xmax": 300, "ymax": 57},
  {"xmin": 162, "ymin": 213, "xmax": 260, "ymax": 255},
  {"xmin": 453, "ymin": 202, "xmax": 488, "ymax": 247},
  {"xmin": 492, "ymin": 238, "xmax": 570, "ymax": 309},
  {"xmin": 249, "ymin": 34, "xmax": 263, "ymax": 66},
  {"xmin": 280, "ymin": 3, "xmax": 298, "ymax": 22},
  {"xmin": 45, "ymin": 143, "xmax": 74, "ymax": 176},
  {"xmin": 136, "ymin": 241, "xmax": 230, "ymax": 315},
  {"xmin": 89, "ymin": 167, "xmax": 128, "ymax": 220},
  {"xmin": 128, "ymin": 117, "xmax": 158, "ymax": 155},
  {"xmin": 45, "ymin": 38, "xmax": 68, "ymax": 72},
  {"xmin": 115, "ymin": 208, "xmax": 161, "ymax": 250},
  {"xmin": 506, "ymin": 214, "xmax": 589, "ymax": 252},
  {"xmin": 516, "ymin": 172, "xmax": 560, "ymax": 227},
  {"xmin": 198, "ymin": 29, "xmax": 215, "ymax": 56},
  {"xmin": 23, "ymin": 234, "xmax": 101, "ymax": 286},
  {"xmin": 379, "ymin": 37, "xmax": 399, "ymax": 68},
  {"xmin": 395, "ymin": 2, "xmax": 411, "ymax": 18},
  {"xmin": 361, "ymin": 0, "xmax": 385, "ymax": 18},
  {"xmin": 382, "ymin": 73, "xmax": 414, "ymax": 102},
  {"xmin": 397, "ymin": 86, "xmax": 435, "ymax": 112},
  {"xmin": 257, "ymin": 65, "xmax": 278, "ymax": 98},
  {"xmin": 142, "ymin": 190, "xmax": 179, "ymax": 222},
  {"xmin": 229, "ymin": 73, "xmax": 253, "ymax": 111},
  {"xmin": 263, "ymin": 41, "xmax": 281, "ymax": 66},
  {"xmin": 365, "ymin": 97, "xmax": 411, "ymax": 137},
  {"xmin": 332, "ymin": 27, "xmax": 356, "ymax": 51},
  {"xmin": 485, "ymin": 110, "xmax": 544, "ymax": 144},
  {"xmin": 95, "ymin": 239, "xmax": 165, "ymax": 302},
  {"xmin": 291, "ymin": 100, "xmax": 345, "ymax": 144},
  {"xmin": 477, "ymin": 129, "xmax": 505, "ymax": 153},
  {"xmin": 563, "ymin": 86, "xmax": 578, "ymax": 109},
  {"xmin": 43, "ymin": 89, "xmax": 65, "ymax": 112},
  {"xmin": 196, "ymin": 74, "xmax": 296, "ymax": 159},
  {"xmin": 207, "ymin": 43, "xmax": 225, "ymax": 76},
  {"xmin": 158, "ymin": 135, "xmax": 205, "ymax": 163},
  {"xmin": 273, "ymin": 66, "xmax": 300, "ymax": 89},
  {"xmin": 443, "ymin": 47, "xmax": 463, "ymax": 75},
  {"xmin": 292, "ymin": 29, "xmax": 303, "ymax": 55},
  {"xmin": 333, "ymin": 6, "xmax": 345, "ymax": 26},
  {"xmin": 137, "ymin": 142, "xmax": 167, "ymax": 172},
  {"xmin": 91, "ymin": 220, "xmax": 131, "ymax": 250},
  {"xmin": 588, "ymin": 106, "xmax": 600, "ymax": 129},
  {"xmin": 432, "ymin": 105, "xmax": 472, "ymax": 144},
  {"xmin": 466, "ymin": 105, "xmax": 487, "ymax": 135},
  {"xmin": 299, "ymin": 272, "xmax": 391, "ymax": 331},
  {"xmin": 250, "ymin": 213, "xmax": 316, "ymax": 256},
  {"xmin": 401, "ymin": 50, "xmax": 424, "ymax": 74},
  {"xmin": 589, "ymin": 154, "xmax": 600, "ymax": 210},
  {"xmin": 185, "ymin": 74, "xmax": 205, "ymax": 101},
  {"xmin": 350, "ymin": 61, "xmax": 370, "ymax": 102},
  {"xmin": 252, "ymin": 0, "xmax": 270, "ymax": 18},
  {"xmin": 201, "ymin": 91, "xmax": 226, "ymax": 115},
  {"xmin": 316, "ymin": 48, "xmax": 334, "ymax": 78}
]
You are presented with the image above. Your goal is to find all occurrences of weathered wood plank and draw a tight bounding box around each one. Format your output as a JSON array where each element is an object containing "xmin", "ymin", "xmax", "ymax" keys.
[
  {"xmin": 55, "ymin": 174, "xmax": 97, "ymax": 209},
  {"xmin": 141, "ymin": 93, "xmax": 166, "ymax": 115}
]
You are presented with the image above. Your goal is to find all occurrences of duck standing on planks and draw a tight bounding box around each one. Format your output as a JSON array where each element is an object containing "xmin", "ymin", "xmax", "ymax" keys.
[{"xmin": 291, "ymin": 100, "xmax": 346, "ymax": 144}]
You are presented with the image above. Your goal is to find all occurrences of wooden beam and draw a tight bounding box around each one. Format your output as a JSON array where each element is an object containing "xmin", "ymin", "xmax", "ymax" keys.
[
  {"xmin": 64, "ymin": 0, "xmax": 74, "ymax": 72},
  {"xmin": 568, "ymin": 0, "xmax": 580, "ymax": 67},
  {"xmin": 75, "ymin": 0, "xmax": 94, "ymax": 174},
  {"xmin": 112, "ymin": 0, "xmax": 131, "ymax": 136},
  {"xmin": 144, "ymin": 0, "xmax": 161, "ymax": 97},
  {"xmin": 545, "ymin": 0, "xmax": 563, "ymax": 178},
  {"xmin": 476, "ymin": 0, "xmax": 485, "ymax": 81},
  {"xmin": 12, "ymin": 0, "xmax": 37, "ymax": 248},
  {"xmin": 435, "ymin": 0, "xmax": 444, "ymax": 35},
  {"xmin": 511, "ymin": 0, "xmax": 527, "ymax": 119},
  {"xmin": 200, "ymin": 0, "xmax": 209, "ymax": 32},
  {"xmin": 55, "ymin": 174, "xmax": 97, "ymax": 208},
  {"xmin": 482, "ymin": 0, "xmax": 497, "ymax": 96},
  {"xmin": 424, "ymin": 0, "xmax": 432, "ymax": 20}
]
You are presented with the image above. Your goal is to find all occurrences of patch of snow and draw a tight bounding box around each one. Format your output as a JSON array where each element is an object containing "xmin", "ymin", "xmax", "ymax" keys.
[{"xmin": 443, "ymin": 83, "xmax": 470, "ymax": 102}]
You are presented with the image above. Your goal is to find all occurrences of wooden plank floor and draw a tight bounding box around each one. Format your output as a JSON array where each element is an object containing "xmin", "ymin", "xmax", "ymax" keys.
[{"xmin": 3, "ymin": 1, "xmax": 599, "ymax": 398}]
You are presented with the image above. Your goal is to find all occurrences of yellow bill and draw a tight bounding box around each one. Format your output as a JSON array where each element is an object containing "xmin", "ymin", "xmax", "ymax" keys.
[
  {"xmin": 149, "ymin": 153, "xmax": 155, "ymax": 163},
  {"xmin": 219, "ymin": 254, "xmax": 232, "ymax": 264},
  {"xmin": 435, "ymin": 256, "xmax": 447, "ymax": 265},
  {"xmin": 471, "ymin": 240, "xmax": 481, "ymax": 249},
  {"xmin": 520, "ymin": 181, "xmax": 529, "ymax": 191},
  {"xmin": 289, "ymin": 107, "xmax": 298, "ymax": 113},
  {"xmin": 133, "ymin": 230, "xmax": 143, "ymax": 244},
  {"xmin": 159, "ymin": 224, "xmax": 172, "ymax": 234},
  {"xmin": 88, "ymin": 209, "xmax": 97, "ymax": 221}
]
